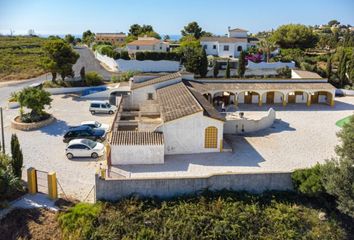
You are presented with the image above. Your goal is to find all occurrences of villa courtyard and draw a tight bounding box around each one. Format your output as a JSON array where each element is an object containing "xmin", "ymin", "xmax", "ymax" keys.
[{"xmin": 111, "ymin": 96, "xmax": 354, "ymax": 179}]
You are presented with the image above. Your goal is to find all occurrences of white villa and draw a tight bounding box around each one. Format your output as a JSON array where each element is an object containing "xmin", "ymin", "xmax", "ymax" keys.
[
  {"xmin": 201, "ymin": 27, "xmax": 251, "ymax": 58},
  {"xmin": 107, "ymin": 71, "xmax": 336, "ymax": 165},
  {"xmin": 126, "ymin": 36, "xmax": 170, "ymax": 53}
]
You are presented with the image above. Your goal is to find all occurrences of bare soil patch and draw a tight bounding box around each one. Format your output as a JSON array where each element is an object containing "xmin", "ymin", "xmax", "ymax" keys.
[{"xmin": 0, "ymin": 208, "xmax": 62, "ymax": 240}]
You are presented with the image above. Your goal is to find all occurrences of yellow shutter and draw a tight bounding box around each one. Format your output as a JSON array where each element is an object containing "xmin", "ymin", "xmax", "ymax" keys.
[{"xmin": 204, "ymin": 126, "xmax": 218, "ymax": 148}]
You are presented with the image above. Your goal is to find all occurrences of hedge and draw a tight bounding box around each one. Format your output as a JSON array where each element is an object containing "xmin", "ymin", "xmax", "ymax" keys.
[{"xmin": 135, "ymin": 51, "xmax": 181, "ymax": 61}]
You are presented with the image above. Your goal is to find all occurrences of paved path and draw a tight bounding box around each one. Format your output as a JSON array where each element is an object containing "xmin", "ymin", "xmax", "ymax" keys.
[
  {"xmin": 72, "ymin": 46, "xmax": 115, "ymax": 80},
  {"xmin": 0, "ymin": 193, "xmax": 58, "ymax": 220}
]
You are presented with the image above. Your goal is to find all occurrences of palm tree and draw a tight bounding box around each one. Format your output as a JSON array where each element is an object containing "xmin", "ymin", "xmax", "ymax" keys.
[{"xmin": 257, "ymin": 38, "xmax": 277, "ymax": 62}]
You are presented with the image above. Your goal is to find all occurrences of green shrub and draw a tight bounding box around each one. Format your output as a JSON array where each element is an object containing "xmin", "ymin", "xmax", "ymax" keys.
[
  {"xmin": 135, "ymin": 51, "xmax": 181, "ymax": 61},
  {"xmin": 60, "ymin": 192, "xmax": 346, "ymax": 239},
  {"xmin": 120, "ymin": 51, "xmax": 130, "ymax": 60},
  {"xmin": 17, "ymin": 87, "xmax": 52, "ymax": 122},
  {"xmin": 58, "ymin": 202, "xmax": 102, "ymax": 240},
  {"xmin": 84, "ymin": 72, "xmax": 104, "ymax": 86},
  {"xmin": 0, "ymin": 153, "xmax": 23, "ymax": 203},
  {"xmin": 276, "ymin": 66, "xmax": 291, "ymax": 78},
  {"xmin": 120, "ymin": 71, "xmax": 137, "ymax": 82},
  {"xmin": 291, "ymin": 164, "xmax": 325, "ymax": 196}
]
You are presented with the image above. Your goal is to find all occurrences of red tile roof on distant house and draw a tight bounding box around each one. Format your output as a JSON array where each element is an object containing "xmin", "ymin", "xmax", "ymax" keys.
[{"xmin": 127, "ymin": 38, "xmax": 162, "ymax": 46}]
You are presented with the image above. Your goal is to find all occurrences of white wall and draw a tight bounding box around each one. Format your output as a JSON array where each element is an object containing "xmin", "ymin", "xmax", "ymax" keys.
[
  {"xmin": 157, "ymin": 112, "xmax": 224, "ymax": 155},
  {"xmin": 127, "ymin": 43, "xmax": 169, "ymax": 52},
  {"xmin": 117, "ymin": 59, "xmax": 180, "ymax": 72},
  {"xmin": 229, "ymin": 31, "xmax": 248, "ymax": 38},
  {"xmin": 248, "ymin": 61, "xmax": 295, "ymax": 69},
  {"xmin": 94, "ymin": 51, "xmax": 118, "ymax": 72},
  {"xmin": 224, "ymin": 108, "xmax": 276, "ymax": 134},
  {"xmin": 111, "ymin": 144, "xmax": 164, "ymax": 165},
  {"xmin": 202, "ymin": 41, "xmax": 219, "ymax": 56}
]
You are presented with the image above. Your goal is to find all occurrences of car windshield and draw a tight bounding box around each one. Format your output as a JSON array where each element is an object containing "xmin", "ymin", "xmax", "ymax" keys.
[
  {"xmin": 106, "ymin": 103, "xmax": 111, "ymax": 108},
  {"xmin": 95, "ymin": 121, "xmax": 101, "ymax": 127},
  {"xmin": 83, "ymin": 139, "xmax": 97, "ymax": 148}
]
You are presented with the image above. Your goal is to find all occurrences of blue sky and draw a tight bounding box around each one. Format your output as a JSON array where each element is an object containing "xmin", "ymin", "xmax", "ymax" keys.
[{"xmin": 0, "ymin": 0, "xmax": 353, "ymax": 36}]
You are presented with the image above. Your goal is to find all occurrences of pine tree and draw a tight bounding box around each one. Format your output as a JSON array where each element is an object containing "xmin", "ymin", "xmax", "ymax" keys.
[
  {"xmin": 198, "ymin": 48, "xmax": 208, "ymax": 77},
  {"xmin": 11, "ymin": 134, "xmax": 23, "ymax": 178},
  {"xmin": 213, "ymin": 60, "xmax": 219, "ymax": 78},
  {"xmin": 322, "ymin": 115, "xmax": 354, "ymax": 218},
  {"xmin": 225, "ymin": 60, "xmax": 231, "ymax": 78},
  {"xmin": 238, "ymin": 51, "xmax": 246, "ymax": 77}
]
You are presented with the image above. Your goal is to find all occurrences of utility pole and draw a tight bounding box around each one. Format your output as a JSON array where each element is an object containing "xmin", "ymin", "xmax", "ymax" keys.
[{"xmin": 0, "ymin": 107, "xmax": 5, "ymax": 154}]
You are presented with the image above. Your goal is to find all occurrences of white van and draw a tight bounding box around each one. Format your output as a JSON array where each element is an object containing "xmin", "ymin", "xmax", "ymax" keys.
[{"xmin": 89, "ymin": 101, "xmax": 117, "ymax": 114}]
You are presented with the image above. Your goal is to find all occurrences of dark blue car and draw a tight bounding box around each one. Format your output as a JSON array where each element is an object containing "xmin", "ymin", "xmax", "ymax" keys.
[{"xmin": 63, "ymin": 126, "xmax": 106, "ymax": 143}]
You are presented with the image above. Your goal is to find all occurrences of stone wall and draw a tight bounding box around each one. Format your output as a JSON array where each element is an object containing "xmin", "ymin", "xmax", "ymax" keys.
[{"xmin": 95, "ymin": 171, "xmax": 293, "ymax": 201}]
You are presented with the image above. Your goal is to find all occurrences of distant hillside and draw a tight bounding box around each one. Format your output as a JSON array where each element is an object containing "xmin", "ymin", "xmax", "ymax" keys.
[{"xmin": 0, "ymin": 36, "xmax": 48, "ymax": 81}]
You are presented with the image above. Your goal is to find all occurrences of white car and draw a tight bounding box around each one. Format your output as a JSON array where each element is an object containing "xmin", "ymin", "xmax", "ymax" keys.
[
  {"xmin": 89, "ymin": 101, "xmax": 117, "ymax": 115},
  {"xmin": 65, "ymin": 139, "xmax": 105, "ymax": 159},
  {"xmin": 81, "ymin": 121, "xmax": 109, "ymax": 132}
]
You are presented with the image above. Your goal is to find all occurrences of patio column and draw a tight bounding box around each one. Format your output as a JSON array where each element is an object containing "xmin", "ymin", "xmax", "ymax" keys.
[
  {"xmin": 258, "ymin": 94, "xmax": 263, "ymax": 107},
  {"xmin": 234, "ymin": 93, "xmax": 238, "ymax": 107},
  {"xmin": 282, "ymin": 93, "xmax": 287, "ymax": 106},
  {"xmin": 306, "ymin": 93, "xmax": 311, "ymax": 107}
]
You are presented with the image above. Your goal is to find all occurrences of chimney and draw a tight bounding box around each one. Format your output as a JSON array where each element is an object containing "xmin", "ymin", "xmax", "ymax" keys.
[{"xmin": 228, "ymin": 26, "xmax": 231, "ymax": 32}]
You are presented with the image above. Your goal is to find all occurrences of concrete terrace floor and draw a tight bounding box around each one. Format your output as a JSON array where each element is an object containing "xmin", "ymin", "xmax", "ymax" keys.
[{"xmin": 112, "ymin": 96, "xmax": 354, "ymax": 179}]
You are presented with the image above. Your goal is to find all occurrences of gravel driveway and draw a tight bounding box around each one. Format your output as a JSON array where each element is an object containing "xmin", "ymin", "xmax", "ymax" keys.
[{"xmin": 2, "ymin": 95, "xmax": 113, "ymax": 201}]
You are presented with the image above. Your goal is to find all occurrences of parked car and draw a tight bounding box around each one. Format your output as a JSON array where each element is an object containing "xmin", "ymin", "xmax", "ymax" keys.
[
  {"xmin": 80, "ymin": 121, "xmax": 109, "ymax": 132},
  {"xmin": 89, "ymin": 101, "xmax": 117, "ymax": 115},
  {"xmin": 65, "ymin": 139, "xmax": 105, "ymax": 159},
  {"xmin": 63, "ymin": 126, "xmax": 106, "ymax": 143}
]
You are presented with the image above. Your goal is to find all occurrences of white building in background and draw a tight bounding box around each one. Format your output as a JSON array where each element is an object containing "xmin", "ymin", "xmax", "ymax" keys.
[
  {"xmin": 126, "ymin": 36, "xmax": 169, "ymax": 53},
  {"xmin": 201, "ymin": 27, "xmax": 250, "ymax": 58}
]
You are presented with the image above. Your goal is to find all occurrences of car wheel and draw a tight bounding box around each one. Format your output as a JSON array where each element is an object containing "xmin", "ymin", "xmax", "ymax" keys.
[
  {"xmin": 108, "ymin": 110, "xmax": 114, "ymax": 115},
  {"xmin": 91, "ymin": 152, "xmax": 98, "ymax": 158},
  {"xmin": 66, "ymin": 153, "xmax": 74, "ymax": 159},
  {"xmin": 91, "ymin": 110, "xmax": 95, "ymax": 115}
]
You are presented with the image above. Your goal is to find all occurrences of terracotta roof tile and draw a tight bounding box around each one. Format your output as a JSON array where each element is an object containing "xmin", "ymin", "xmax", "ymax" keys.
[
  {"xmin": 111, "ymin": 131, "xmax": 164, "ymax": 145},
  {"xmin": 131, "ymin": 72, "xmax": 182, "ymax": 90},
  {"xmin": 127, "ymin": 39, "xmax": 162, "ymax": 46},
  {"xmin": 187, "ymin": 81, "xmax": 336, "ymax": 93},
  {"xmin": 157, "ymin": 82, "xmax": 203, "ymax": 122},
  {"xmin": 292, "ymin": 70, "xmax": 322, "ymax": 79}
]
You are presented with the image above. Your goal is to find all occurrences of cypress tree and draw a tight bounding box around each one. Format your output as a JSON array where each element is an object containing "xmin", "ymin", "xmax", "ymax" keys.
[
  {"xmin": 11, "ymin": 134, "xmax": 23, "ymax": 178},
  {"xmin": 326, "ymin": 56, "xmax": 332, "ymax": 80},
  {"xmin": 213, "ymin": 60, "xmax": 219, "ymax": 78},
  {"xmin": 80, "ymin": 66, "xmax": 86, "ymax": 81},
  {"xmin": 199, "ymin": 48, "xmax": 208, "ymax": 77},
  {"xmin": 338, "ymin": 52, "xmax": 347, "ymax": 88},
  {"xmin": 238, "ymin": 51, "xmax": 246, "ymax": 78},
  {"xmin": 225, "ymin": 60, "xmax": 231, "ymax": 78}
]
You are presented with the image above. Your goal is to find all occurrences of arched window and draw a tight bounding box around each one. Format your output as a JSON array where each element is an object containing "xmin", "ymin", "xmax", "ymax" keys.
[
  {"xmin": 237, "ymin": 46, "xmax": 243, "ymax": 51},
  {"xmin": 204, "ymin": 126, "xmax": 218, "ymax": 148}
]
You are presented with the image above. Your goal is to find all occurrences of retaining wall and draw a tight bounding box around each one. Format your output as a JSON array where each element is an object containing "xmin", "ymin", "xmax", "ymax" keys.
[
  {"xmin": 224, "ymin": 108, "xmax": 276, "ymax": 134},
  {"xmin": 336, "ymin": 89, "xmax": 354, "ymax": 96},
  {"xmin": 116, "ymin": 59, "xmax": 180, "ymax": 72},
  {"xmin": 95, "ymin": 171, "xmax": 293, "ymax": 201},
  {"xmin": 247, "ymin": 61, "xmax": 295, "ymax": 69}
]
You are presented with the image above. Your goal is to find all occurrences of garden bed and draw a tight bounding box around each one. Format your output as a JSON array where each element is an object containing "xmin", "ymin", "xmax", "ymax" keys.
[{"xmin": 11, "ymin": 114, "xmax": 55, "ymax": 131}]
